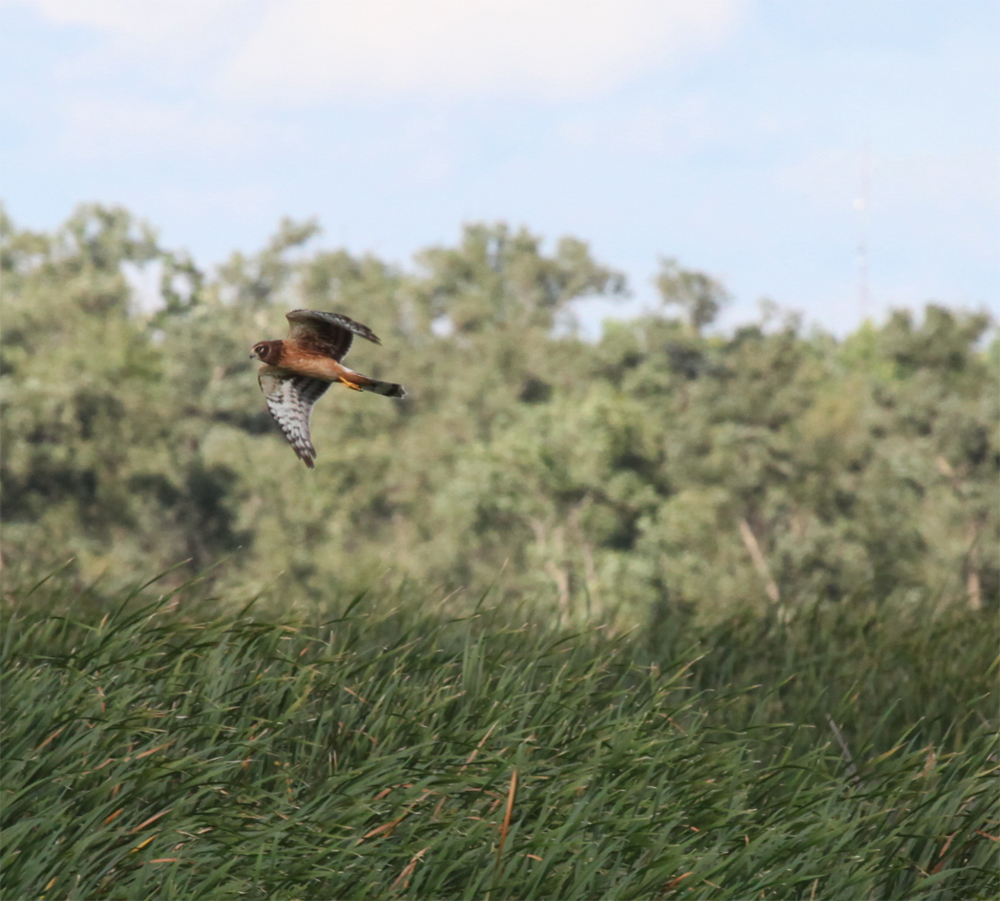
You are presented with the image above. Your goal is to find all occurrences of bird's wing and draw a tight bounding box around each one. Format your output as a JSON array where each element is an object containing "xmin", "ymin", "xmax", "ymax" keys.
[
  {"xmin": 258, "ymin": 369, "xmax": 331, "ymax": 468},
  {"xmin": 285, "ymin": 309, "xmax": 382, "ymax": 361}
]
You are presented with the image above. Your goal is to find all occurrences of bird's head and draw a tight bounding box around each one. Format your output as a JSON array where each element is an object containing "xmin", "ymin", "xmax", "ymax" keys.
[{"xmin": 250, "ymin": 340, "xmax": 280, "ymax": 364}]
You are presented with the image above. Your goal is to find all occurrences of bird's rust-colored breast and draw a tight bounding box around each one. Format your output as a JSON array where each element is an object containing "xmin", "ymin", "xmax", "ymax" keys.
[{"xmin": 275, "ymin": 345, "xmax": 352, "ymax": 382}]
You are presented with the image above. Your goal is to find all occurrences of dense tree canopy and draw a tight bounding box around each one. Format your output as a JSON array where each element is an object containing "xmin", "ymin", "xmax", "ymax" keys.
[{"xmin": 2, "ymin": 204, "xmax": 996, "ymax": 623}]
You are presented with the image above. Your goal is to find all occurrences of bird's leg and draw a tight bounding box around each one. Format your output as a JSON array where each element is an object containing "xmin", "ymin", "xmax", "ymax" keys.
[{"xmin": 338, "ymin": 377, "xmax": 363, "ymax": 391}]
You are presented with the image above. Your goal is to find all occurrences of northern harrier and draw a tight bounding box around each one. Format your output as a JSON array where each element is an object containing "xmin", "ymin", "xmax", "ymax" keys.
[{"xmin": 251, "ymin": 309, "xmax": 405, "ymax": 468}]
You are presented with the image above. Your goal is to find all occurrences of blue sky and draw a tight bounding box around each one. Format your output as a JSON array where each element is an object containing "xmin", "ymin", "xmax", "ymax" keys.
[{"xmin": 2, "ymin": 0, "xmax": 997, "ymax": 335}]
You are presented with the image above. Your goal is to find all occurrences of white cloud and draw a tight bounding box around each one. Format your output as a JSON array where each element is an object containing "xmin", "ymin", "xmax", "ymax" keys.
[
  {"xmin": 33, "ymin": 0, "xmax": 244, "ymax": 43},
  {"xmin": 24, "ymin": 0, "xmax": 743, "ymax": 102},
  {"xmin": 219, "ymin": 0, "xmax": 744, "ymax": 102}
]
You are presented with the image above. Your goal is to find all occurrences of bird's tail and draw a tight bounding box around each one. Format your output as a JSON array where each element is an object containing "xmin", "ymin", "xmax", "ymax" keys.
[{"xmin": 338, "ymin": 371, "xmax": 406, "ymax": 398}]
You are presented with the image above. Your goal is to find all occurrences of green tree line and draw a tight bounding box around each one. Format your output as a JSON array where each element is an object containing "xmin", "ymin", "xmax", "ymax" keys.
[{"xmin": 1, "ymin": 203, "xmax": 996, "ymax": 624}]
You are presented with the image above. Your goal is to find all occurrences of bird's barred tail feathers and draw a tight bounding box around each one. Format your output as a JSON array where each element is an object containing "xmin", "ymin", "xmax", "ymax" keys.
[
  {"xmin": 364, "ymin": 378, "xmax": 406, "ymax": 398},
  {"xmin": 340, "ymin": 370, "xmax": 406, "ymax": 398}
]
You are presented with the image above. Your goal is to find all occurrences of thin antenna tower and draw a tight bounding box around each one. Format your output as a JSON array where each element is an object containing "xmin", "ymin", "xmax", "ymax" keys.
[{"xmin": 854, "ymin": 143, "xmax": 872, "ymax": 321}]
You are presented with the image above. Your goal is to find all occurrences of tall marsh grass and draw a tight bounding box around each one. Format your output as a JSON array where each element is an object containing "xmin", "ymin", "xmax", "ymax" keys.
[{"xmin": 1, "ymin": 579, "xmax": 997, "ymax": 899}]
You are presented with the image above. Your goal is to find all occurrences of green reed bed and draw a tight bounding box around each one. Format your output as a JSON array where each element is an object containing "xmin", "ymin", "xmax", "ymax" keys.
[{"xmin": 1, "ymin": 584, "xmax": 997, "ymax": 900}]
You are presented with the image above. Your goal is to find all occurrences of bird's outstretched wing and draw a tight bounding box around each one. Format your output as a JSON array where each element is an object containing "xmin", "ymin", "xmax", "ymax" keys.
[
  {"xmin": 285, "ymin": 309, "xmax": 382, "ymax": 362},
  {"xmin": 258, "ymin": 369, "xmax": 331, "ymax": 468}
]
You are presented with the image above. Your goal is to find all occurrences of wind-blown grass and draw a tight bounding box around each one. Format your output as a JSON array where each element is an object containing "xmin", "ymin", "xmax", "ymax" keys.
[{"xmin": 2, "ymin": 581, "xmax": 997, "ymax": 900}]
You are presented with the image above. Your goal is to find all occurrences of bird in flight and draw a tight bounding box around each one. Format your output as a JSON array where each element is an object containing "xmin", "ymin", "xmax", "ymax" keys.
[{"xmin": 251, "ymin": 309, "xmax": 405, "ymax": 468}]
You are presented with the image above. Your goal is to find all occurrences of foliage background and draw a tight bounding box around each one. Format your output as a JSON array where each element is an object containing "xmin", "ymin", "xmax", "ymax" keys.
[{"xmin": 2, "ymin": 203, "xmax": 996, "ymax": 626}]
